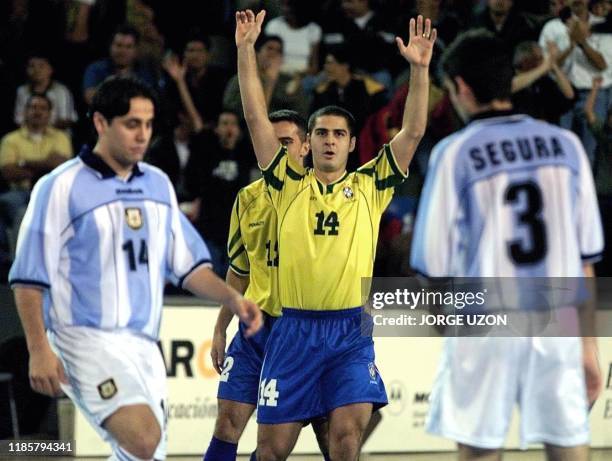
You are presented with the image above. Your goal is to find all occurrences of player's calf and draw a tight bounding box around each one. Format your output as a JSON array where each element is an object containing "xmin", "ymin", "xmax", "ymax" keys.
[
  {"xmin": 545, "ymin": 444, "xmax": 589, "ymax": 461},
  {"xmin": 213, "ymin": 399, "xmax": 256, "ymax": 443},
  {"xmin": 457, "ymin": 444, "xmax": 501, "ymax": 461}
]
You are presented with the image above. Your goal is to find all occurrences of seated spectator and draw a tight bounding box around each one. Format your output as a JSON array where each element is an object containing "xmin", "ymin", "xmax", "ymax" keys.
[
  {"xmin": 471, "ymin": 0, "xmax": 538, "ymax": 52},
  {"xmin": 163, "ymin": 33, "xmax": 231, "ymax": 129},
  {"xmin": 223, "ymin": 35, "xmax": 308, "ymax": 119},
  {"xmin": 311, "ymin": 46, "xmax": 387, "ymax": 151},
  {"xmin": 82, "ymin": 24, "xmax": 157, "ymax": 105},
  {"xmin": 319, "ymin": 0, "xmax": 401, "ymax": 87},
  {"xmin": 511, "ymin": 41, "xmax": 575, "ymax": 123},
  {"xmin": 264, "ymin": 0, "xmax": 322, "ymax": 76},
  {"xmin": 14, "ymin": 54, "xmax": 78, "ymax": 131},
  {"xmin": 0, "ymin": 94, "xmax": 72, "ymax": 254}
]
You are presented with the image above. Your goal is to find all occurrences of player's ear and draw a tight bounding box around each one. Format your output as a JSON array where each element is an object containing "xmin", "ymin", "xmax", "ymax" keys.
[
  {"xmin": 92, "ymin": 112, "xmax": 108, "ymax": 136},
  {"xmin": 349, "ymin": 135, "xmax": 356, "ymax": 153},
  {"xmin": 455, "ymin": 76, "xmax": 473, "ymax": 100}
]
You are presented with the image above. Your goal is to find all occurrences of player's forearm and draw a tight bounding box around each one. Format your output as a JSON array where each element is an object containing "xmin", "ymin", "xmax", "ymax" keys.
[
  {"xmin": 237, "ymin": 44, "xmax": 276, "ymax": 168},
  {"xmin": 215, "ymin": 269, "xmax": 250, "ymax": 333},
  {"xmin": 184, "ymin": 266, "xmax": 243, "ymax": 314},
  {"xmin": 13, "ymin": 286, "xmax": 51, "ymax": 353},
  {"xmin": 579, "ymin": 263, "xmax": 597, "ymax": 340},
  {"xmin": 402, "ymin": 66, "xmax": 429, "ymax": 139},
  {"xmin": 557, "ymin": 43, "xmax": 574, "ymax": 67}
]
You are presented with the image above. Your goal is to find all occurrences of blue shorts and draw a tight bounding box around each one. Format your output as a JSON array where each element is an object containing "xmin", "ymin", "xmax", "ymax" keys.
[
  {"xmin": 257, "ymin": 307, "xmax": 388, "ymax": 424},
  {"xmin": 217, "ymin": 312, "xmax": 277, "ymax": 405}
]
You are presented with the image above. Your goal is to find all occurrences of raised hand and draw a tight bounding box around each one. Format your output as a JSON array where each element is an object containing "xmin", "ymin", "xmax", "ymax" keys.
[
  {"xmin": 396, "ymin": 15, "xmax": 437, "ymax": 68},
  {"xmin": 162, "ymin": 53, "xmax": 186, "ymax": 81},
  {"xmin": 235, "ymin": 9, "xmax": 266, "ymax": 48}
]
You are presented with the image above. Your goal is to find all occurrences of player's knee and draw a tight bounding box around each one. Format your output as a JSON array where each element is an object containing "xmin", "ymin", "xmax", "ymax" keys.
[
  {"xmin": 329, "ymin": 427, "xmax": 362, "ymax": 460},
  {"xmin": 122, "ymin": 428, "xmax": 161, "ymax": 459},
  {"xmin": 213, "ymin": 402, "xmax": 251, "ymax": 443},
  {"xmin": 256, "ymin": 441, "xmax": 290, "ymax": 461}
]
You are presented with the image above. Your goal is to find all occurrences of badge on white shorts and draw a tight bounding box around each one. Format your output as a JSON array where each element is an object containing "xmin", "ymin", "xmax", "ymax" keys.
[{"xmin": 97, "ymin": 378, "xmax": 117, "ymax": 400}]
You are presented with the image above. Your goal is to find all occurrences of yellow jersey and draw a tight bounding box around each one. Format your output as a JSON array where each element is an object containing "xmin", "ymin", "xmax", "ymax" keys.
[
  {"xmin": 227, "ymin": 178, "xmax": 281, "ymax": 317},
  {"xmin": 262, "ymin": 144, "xmax": 407, "ymax": 310}
]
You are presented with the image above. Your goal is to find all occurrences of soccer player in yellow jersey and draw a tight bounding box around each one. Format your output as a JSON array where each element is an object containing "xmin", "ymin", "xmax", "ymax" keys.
[
  {"xmin": 203, "ymin": 111, "xmax": 330, "ymax": 460},
  {"xmin": 236, "ymin": 9, "xmax": 436, "ymax": 461}
]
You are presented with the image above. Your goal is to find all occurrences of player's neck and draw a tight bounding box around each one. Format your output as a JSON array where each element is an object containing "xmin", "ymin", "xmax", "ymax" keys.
[
  {"xmin": 471, "ymin": 99, "xmax": 513, "ymax": 117},
  {"xmin": 93, "ymin": 143, "xmax": 134, "ymax": 179},
  {"xmin": 314, "ymin": 168, "xmax": 346, "ymax": 185}
]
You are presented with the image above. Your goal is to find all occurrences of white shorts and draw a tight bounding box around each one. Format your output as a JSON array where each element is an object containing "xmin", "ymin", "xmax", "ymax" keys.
[
  {"xmin": 49, "ymin": 327, "xmax": 167, "ymax": 459},
  {"xmin": 426, "ymin": 336, "xmax": 589, "ymax": 449}
]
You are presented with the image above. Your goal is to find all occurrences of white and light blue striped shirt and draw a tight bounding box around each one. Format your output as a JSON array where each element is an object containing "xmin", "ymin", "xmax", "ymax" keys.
[
  {"xmin": 9, "ymin": 146, "xmax": 211, "ymax": 339},
  {"xmin": 411, "ymin": 113, "xmax": 603, "ymax": 278}
]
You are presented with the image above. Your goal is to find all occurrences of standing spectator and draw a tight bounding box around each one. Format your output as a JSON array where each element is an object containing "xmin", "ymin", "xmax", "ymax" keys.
[
  {"xmin": 0, "ymin": 94, "xmax": 72, "ymax": 255},
  {"xmin": 587, "ymin": 76, "xmax": 612, "ymax": 274},
  {"xmin": 163, "ymin": 34, "xmax": 231, "ymax": 130},
  {"xmin": 311, "ymin": 46, "xmax": 387, "ymax": 169},
  {"xmin": 319, "ymin": 0, "xmax": 400, "ymax": 86},
  {"xmin": 471, "ymin": 0, "xmax": 538, "ymax": 52},
  {"xmin": 223, "ymin": 35, "xmax": 308, "ymax": 119},
  {"xmin": 14, "ymin": 55, "xmax": 78, "ymax": 131},
  {"xmin": 82, "ymin": 24, "xmax": 157, "ymax": 105},
  {"xmin": 264, "ymin": 0, "xmax": 322, "ymax": 76},
  {"xmin": 197, "ymin": 111, "xmax": 255, "ymax": 276},
  {"xmin": 511, "ymin": 41, "xmax": 576, "ymax": 123}
]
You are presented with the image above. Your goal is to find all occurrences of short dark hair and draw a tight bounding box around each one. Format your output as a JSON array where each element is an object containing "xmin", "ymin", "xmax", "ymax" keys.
[
  {"xmin": 89, "ymin": 76, "xmax": 158, "ymax": 123},
  {"xmin": 440, "ymin": 29, "xmax": 513, "ymax": 104},
  {"xmin": 111, "ymin": 24, "xmax": 140, "ymax": 44},
  {"xmin": 308, "ymin": 105, "xmax": 356, "ymax": 136},
  {"xmin": 26, "ymin": 93, "xmax": 52, "ymax": 110},
  {"xmin": 255, "ymin": 34, "xmax": 284, "ymax": 53},
  {"xmin": 183, "ymin": 30, "xmax": 211, "ymax": 51},
  {"xmin": 269, "ymin": 109, "xmax": 307, "ymax": 141},
  {"xmin": 326, "ymin": 45, "xmax": 353, "ymax": 70}
]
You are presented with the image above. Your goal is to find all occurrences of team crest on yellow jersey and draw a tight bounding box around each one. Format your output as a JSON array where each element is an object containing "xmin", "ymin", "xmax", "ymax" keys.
[
  {"xmin": 343, "ymin": 186, "xmax": 354, "ymax": 199},
  {"xmin": 125, "ymin": 208, "xmax": 143, "ymax": 229}
]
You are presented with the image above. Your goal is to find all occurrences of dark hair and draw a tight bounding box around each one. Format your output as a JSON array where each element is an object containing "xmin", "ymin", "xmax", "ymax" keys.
[
  {"xmin": 183, "ymin": 30, "xmax": 211, "ymax": 51},
  {"xmin": 512, "ymin": 41, "xmax": 540, "ymax": 69},
  {"xmin": 217, "ymin": 109, "xmax": 240, "ymax": 122},
  {"xmin": 111, "ymin": 24, "xmax": 140, "ymax": 45},
  {"xmin": 89, "ymin": 76, "xmax": 158, "ymax": 123},
  {"xmin": 255, "ymin": 34, "xmax": 284, "ymax": 53},
  {"xmin": 326, "ymin": 45, "xmax": 353, "ymax": 70},
  {"xmin": 440, "ymin": 29, "xmax": 513, "ymax": 104},
  {"xmin": 26, "ymin": 93, "xmax": 53, "ymax": 110},
  {"xmin": 308, "ymin": 105, "xmax": 356, "ymax": 136},
  {"xmin": 269, "ymin": 109, "xmax": 307, "ymax": 141}
]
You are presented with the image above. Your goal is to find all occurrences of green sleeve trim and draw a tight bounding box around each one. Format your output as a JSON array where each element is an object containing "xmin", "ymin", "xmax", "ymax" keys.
[
  {"xmin": 229, "ymin": 263, "xmax": 249, "ymax": 276},
  {"xmin": 227, "ymin": 228, "xmax": 242, "ymax": 256},
  {"xmin": 261, "ymin": 145, "xmax": 286, "ymax": 191},
  {"xmin": 384, "ymin": 143, "xmax": 408, "ymax": 179}
]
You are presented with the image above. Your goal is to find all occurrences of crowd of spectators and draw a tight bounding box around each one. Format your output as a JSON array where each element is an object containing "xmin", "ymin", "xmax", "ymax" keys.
[{"xmin": 0, "ymin": 0, "xmax": 610, "ymax": 277}]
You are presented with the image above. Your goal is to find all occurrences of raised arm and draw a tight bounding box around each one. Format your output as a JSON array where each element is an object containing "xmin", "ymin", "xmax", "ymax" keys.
[
  {"xmin": 163, "ymin": 53, "xmax": 204, "ymax": 133},
  {"xmin": 236, "ymin": 10, "xmax": 280, "ymax": 168},
  {"xmin": 584, "ymin": 76, "xmax": 602, "ymax": 126},
  {"xmin": 389, "ymin": 16, "xmax": 436, "ymax": 173}
]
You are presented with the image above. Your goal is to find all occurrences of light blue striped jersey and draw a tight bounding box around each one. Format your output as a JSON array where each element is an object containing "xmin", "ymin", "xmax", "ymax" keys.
[
  {"xmin": 411, "ymin": 112, "xmax": 603, "ymax": 278},
  {"xmin": 9, "ymin": 146, "xmax": 211, "ymax": 339}
]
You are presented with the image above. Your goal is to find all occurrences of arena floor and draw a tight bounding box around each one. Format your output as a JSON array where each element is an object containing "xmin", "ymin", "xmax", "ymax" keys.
[{"xmin": 14, "ymin": 450, "xmax": 612, "ymax": 461}]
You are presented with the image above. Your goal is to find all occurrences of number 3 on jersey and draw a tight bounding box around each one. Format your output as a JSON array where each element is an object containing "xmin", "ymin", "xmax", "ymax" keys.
[{"xmin": 259, "ymin": 378, "xmax": 279, "ymax": 407}]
